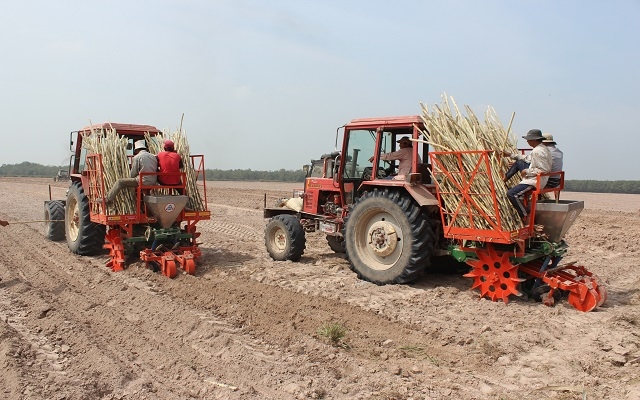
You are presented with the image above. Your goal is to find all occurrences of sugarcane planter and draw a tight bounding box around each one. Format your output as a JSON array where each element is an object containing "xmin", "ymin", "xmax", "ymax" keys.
[
  {"xmin": 45, "ymin": 122, "xmax": 210, "ymax": 277},
  {"xmin": 430, "ymin": 149, "xmax": 604, "ymax": 312},
  {"xmin": 263, "ymin": 113, "xmax": 605, "ymax": 312}
]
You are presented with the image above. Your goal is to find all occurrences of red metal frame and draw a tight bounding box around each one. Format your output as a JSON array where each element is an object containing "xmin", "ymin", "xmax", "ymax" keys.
[
  {"xmin": 430, "ymin": 149, "xmax": 564, "ymax": 246},
  {"xmin": 84, "ymin": 151, "xmax": 210, "ymax": 275},
  {"xmin": 85, "ymin": 153, "xmax": 210, "ymax": 230},
  {"xmin": 430, "ymin": 150, "xmax": 530, "ymax": 244}
]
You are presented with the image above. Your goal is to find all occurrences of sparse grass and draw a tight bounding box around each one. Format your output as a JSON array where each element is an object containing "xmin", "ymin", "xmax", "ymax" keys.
[
  {"xmin": 398, "ymin": 344, "xmax": 440, "ymax": 366},
  {"xmin": 316, "ymin": 321, "xmax": 347, "ymax": 346},
  {"xmin": 398, "ymin": 344, "xmax": 424, "ymax": 357}
]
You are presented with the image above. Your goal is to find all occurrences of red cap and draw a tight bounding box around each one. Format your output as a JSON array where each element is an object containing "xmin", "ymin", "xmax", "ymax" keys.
[{"xmin": 164, "ymin": 139, "xmax": 175, "ymax": 150}]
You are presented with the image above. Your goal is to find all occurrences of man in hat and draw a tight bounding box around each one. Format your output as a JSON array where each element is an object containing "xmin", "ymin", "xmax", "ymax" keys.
[
  {"xmin": 368, "ymin": 133, "xmax": 422, "ymax": 180},
  {"xmin": 542, "ymin": 133, "xmax": 563, "ymax": 188},
  {"xmin": 101, "ymin": 139, "xmax": 158, "ymax": 205},
  {"xmin": 157, "ymin": 139, "xmax": 184, "ymax": 188},
  {"xmin": 502, "ymin": 129, "xmax": 552, "ymax": 220},
  {"xmin": 503, "ymin": 132, "xmax": 564, "ymax": 188}
]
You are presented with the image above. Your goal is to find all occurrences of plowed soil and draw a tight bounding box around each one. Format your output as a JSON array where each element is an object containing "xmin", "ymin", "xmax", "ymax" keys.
[{"xmin": 0, "ymin": 177, "xmax": 639, "ymax": 400}]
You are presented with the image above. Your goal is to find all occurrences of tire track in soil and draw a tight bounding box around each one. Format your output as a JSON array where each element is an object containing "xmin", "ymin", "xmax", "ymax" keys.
[
  {"xmin": 0, "ymin": 222, "xmax": 296, "ymax": 399},
  {"xmin": 198, "ymin": 220, "xmax": 262, "ymax": 242},
  {"xmin": 203, "ymin": 203, "xmax": 265, "ymax": 241},
  {"xmin": 4, "ymin": 213, "xmax": 445, "ymax": 399},
  {"xmin": 4, "ymin": 179, "xmax": 637, "ymax": 399}
]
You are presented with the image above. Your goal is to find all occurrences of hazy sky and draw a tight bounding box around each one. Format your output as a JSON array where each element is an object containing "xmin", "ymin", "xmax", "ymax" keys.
[{"xmin": 1, "ymin": 0, "xmax": 638, "ymax": 180}]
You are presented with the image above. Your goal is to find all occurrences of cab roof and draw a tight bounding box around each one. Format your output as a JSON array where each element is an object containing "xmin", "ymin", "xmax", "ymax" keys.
[
  {"xmin": 78, "ymin": 123, "xmax": 162, "ymax": 136},
  {"xmin": 346, "ymin": 116, "xmax": 423, "ymax": 129}
]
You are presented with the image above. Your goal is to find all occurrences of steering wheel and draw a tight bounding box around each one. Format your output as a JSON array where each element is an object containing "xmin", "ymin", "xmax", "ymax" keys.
[{"xmin": 362, "ymin": 167, "xmax": 389, "ymax": 180}]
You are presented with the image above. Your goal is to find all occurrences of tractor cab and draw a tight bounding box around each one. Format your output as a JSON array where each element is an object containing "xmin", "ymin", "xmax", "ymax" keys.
[
  {"xmin": 337, "ymin": 116, "xmax": 437, "ymax": 207},
  {"xmin": 344, "ymin": 117, "xmax": 430, "ymax": 178}
]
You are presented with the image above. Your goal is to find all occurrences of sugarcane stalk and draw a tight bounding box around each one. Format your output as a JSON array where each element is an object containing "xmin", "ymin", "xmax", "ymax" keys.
[{"xmin": 421, "ymin": 94, "xmax": 523, "ymax": 231}]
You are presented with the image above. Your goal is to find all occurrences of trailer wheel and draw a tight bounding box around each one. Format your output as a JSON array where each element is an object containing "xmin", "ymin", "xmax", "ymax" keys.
[
  {"xmin": 44, "ymin": 200, "xmax": 66, "ymax": 241},
  {"xmin": 265, "ymin": 214, "xmax": 306, "ymax": 261},
  {"xmin": 66, "ymin": 182, "xmax": 106, "ymax": 255},
  {"xmin": 344, "ymin": 188, "xmax": 436, "ymax": 284},
  {"xmin": 326, "ymin": 235, "xmax": 346, "ymax": 253}
]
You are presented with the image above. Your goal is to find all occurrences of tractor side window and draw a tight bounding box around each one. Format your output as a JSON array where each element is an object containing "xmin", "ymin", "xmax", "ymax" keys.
[
  {"xmin": 343, "ymin": 130, "xmax": 376, "ymax": 179},
  {"xmin": 78, "ymin": 147, "xmax": 87, "ymax": 173}
]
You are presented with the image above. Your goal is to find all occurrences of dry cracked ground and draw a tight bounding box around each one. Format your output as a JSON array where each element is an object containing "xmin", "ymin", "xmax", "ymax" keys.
[{"xmin": 0, "ymin": 177, "xmax": 639, "ymax": 400}]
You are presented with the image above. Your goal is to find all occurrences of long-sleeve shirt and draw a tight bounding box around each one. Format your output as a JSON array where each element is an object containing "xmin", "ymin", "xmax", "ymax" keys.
[
  {"xmin": 548, "ymin": 145, "xmax": 564, "ymax": 177},
  {"xmin": 380, "ymin": 148, "xmax": 422, "ymax": 180},
  {"xmin": 509, "ymin": 144, "xmax": 552, "ymax": 187},
  {"xmin": 157, "ymin": 151, "xmax": 183, "ymax": 185},
  {"xmin": 130, "ymin": 150, "xmax": 158, "ymax": 186}
]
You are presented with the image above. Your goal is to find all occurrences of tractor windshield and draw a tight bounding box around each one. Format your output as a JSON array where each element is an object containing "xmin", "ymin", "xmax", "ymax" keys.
[
  {"xmin": 343, "ymin": 129, "xmax": 378, "ymax": 179},
  {"xmin": 342, "ymin": 129, "xmax": 396, "ymax": 180}
]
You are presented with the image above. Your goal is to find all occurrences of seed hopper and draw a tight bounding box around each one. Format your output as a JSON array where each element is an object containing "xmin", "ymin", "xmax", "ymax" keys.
[{"xmin": 431, "ymin": 150, "xmax": 605, "ymax": 311}]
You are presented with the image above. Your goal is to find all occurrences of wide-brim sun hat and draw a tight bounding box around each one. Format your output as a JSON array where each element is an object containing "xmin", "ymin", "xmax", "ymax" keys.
[
  {"xmin": 134, "ymin": 139, "xmax": 147, "ymax": 151},
  {"xmin": 397, "ymin": 137, "xmax": 412, "ymax": 145},
  {"xmin": 542, "ymin": 133, "xmax": 557, "ymax": 144},
  {"xmin": 522, "ymin": 129, "xmax": 544, "ymax": 141}
]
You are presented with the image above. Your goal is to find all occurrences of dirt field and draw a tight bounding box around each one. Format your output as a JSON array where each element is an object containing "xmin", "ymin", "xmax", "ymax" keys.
[{"xmin": 0, "ymin": 177, "xmax": 639, "ymax": 400}]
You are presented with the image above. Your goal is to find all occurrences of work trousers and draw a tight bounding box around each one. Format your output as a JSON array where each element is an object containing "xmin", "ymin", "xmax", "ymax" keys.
[
  {"xmin": 504, "ymin": 159, "xmax": 530, "ymax": 181},
  {"xmin": 506, "ymin": 183, "xmax": 536, "ymax": 219},
  {"xmin": 106, "ymin": 178, "xmax": 138, "ymax": 203}
]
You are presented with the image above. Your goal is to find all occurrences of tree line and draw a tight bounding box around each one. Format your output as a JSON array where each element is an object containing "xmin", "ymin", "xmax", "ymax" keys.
[{"xmin": 0, "ymin": 162, "xmax": 638, "ymax": 193}]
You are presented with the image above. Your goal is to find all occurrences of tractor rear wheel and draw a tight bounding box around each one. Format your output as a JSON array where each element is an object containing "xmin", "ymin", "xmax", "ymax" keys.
[
  {"xmin": 344, "ymin": 188, "xmax": 436, "ymax": 284},
  {"xmin": 45, "ymin": 200, "xmax": 66, "ymax": 241},
  {"xmin": 326, "ymin": 235, "xmax": 346, "ymax": 253},
  {"xmin": 265, "ymin": 214, "xmax": 306, "ymax": 261},
  {"xmin": 66, "ymin": 182, "xmax": 106, "ymax": 255}
]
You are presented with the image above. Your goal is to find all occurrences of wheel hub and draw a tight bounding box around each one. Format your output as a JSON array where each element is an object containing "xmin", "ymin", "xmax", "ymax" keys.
[
  {"xmin": 273, "ymin": 228, "xmax": 286, "ymax": 251},
  {"xmin": 367, "ymin": 221, "xmax": 397, "ymax": 257}
]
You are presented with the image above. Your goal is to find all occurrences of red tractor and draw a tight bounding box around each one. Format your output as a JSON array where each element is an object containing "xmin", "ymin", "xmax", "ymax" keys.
[
  {"xmin": 264, "ymin": 116, "xmax": 605, "ymax": 311},
  {"xmin": 44, "ymin": 123, "xmax": 210, "ymax": 277}
]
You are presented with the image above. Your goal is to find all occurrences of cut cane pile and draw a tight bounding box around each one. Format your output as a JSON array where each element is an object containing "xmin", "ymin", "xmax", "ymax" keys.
[
  {"xmin": 419, "ymin": 94, "xmax": 523, "ymax": 231},
  {"xmin": 82, "ymin": 124, "xmax": 206, "ymax": 215}
]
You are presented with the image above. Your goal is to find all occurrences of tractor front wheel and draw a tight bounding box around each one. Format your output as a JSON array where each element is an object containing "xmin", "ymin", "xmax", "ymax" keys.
[
  {"xmin": 265, "ymin": 214, "xmax": 306, "ymax": 261},
  {"xmin": 326, "ymin": 235, "xmax": 346, "ymax": 253},
  {"xmin": 344, "ymin": 189, "xmax": 436, "ymax": 284}
]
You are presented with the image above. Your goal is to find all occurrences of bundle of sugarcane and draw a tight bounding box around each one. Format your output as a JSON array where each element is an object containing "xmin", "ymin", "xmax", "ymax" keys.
[
  {"xmin": 145, "ymin": 130, "xmax": 206, "ymax": 211},
  {"xmin": 419, "ymin": 94, "xmax": 523, "ymax": 231},
  {"xmin": 82, "ymin": 126, "xmax": 137, "ymax": 215}
]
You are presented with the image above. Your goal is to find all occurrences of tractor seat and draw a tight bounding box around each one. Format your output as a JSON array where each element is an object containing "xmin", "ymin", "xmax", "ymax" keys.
[{"xmin": 418, "ymin": 163, "xmax": 432, "ymax": 184}]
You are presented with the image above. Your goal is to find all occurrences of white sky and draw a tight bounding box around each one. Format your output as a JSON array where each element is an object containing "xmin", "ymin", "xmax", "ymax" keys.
[{"xmin": 0, "ymin": 0, "xmax": 638, "ymax": 180}]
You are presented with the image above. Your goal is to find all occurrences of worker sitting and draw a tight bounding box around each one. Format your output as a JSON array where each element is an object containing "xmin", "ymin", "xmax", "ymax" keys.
[
  {"xmin": 101, "ymin": 140, "xmax": 158, "ymax": 205},
  {"xmin": 157, "ymin": 139, "xmax": 184, "ymax": 194}
]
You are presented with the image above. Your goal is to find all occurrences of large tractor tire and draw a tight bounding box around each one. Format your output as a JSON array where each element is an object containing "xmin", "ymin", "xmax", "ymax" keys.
[
  {"xmin": 344, "ymin": 188, "xmax": 436, "ymax": 284},
  {"xmin": 326, "ymin": 235, "xmax": 346, "ymax": 253},
  {"xmin": 65, "ymin": 182, "xmax": 106, "ymax": 255},
  {"xmin": 44, "ymin": 200, "xmax": 66, "ymax": 241},
  {"xmin": 265, "ymin": 214, "xmax": 306, "ymax": 261}
]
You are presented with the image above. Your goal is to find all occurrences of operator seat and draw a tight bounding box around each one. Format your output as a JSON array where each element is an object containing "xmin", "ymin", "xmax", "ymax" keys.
[{"xmin": 418, "ymin": 163, "xmax": 432, "ymax": 184}]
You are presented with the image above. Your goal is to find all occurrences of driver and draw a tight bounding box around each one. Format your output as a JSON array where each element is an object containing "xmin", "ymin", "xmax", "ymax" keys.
[{"xmin": 369, "ymin": 136, "xmax": 421, "ymax": 180}]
